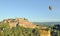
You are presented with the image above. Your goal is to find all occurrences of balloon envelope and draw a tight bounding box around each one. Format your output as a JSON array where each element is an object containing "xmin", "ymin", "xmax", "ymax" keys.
[{"xmin": 49, "ymin": 6, "xmax": 53, "ymax": 10}]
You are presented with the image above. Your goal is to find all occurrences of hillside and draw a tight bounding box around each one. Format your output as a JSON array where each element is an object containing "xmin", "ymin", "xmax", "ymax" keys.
[
  {"xmin": 0, "ymin": 18, "xmax": 36, "ymax": 28},
  {"xmin": 0, "ymin": 18, "xmax": 53, "ymax": 36}
]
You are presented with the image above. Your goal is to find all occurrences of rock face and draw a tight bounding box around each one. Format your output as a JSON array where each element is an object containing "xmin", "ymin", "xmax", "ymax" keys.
[
  {"xmin": 39, "ymin": 29, "xmax": 50, "ymax": 36},
  {"xmin": 1, "ymin": 18, "xmax": 36, "ymax": 28},
  {"xmin": 0, "ymin": 18, "xmax": 51, "ymax": 36}
]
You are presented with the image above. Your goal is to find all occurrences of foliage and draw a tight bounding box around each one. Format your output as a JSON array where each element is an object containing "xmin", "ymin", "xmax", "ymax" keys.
[
  {"xmin": 50, "ymin": 24, "xmax": 60, "ymax": 36},
  {"xmin": 0, "ymin": 23, "xmax": 40, "ymax": 36}
]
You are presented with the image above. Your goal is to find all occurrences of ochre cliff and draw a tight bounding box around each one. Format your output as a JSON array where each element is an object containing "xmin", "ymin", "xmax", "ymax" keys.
[
  {"xmin": 1, "ymin": 18, "xmax": 36, "ymax": 28},
  {"xmin": 0, "ymin": 18, "xmax": 51, "ymax": 36}
]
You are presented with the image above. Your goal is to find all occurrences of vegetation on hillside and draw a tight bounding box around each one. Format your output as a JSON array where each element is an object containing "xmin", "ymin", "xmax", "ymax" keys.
[
  {"xmin": 0, "ymin": 23, "xmax": 60, "ymax": 36},
  {"xmin": 0, "ymin": 23, "xmax": 40, "ymax": 36}
]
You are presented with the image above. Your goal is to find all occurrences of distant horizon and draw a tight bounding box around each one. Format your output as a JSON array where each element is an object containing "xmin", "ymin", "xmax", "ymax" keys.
[{"xmin": 0, "ymin": 17, "xmax": 60, "ymax": 22}]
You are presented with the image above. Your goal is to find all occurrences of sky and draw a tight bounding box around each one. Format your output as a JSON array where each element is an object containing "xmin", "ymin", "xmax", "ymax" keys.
[{"xmin": 0, "ymin": 0, "xmax": 60, "ymax": 22}]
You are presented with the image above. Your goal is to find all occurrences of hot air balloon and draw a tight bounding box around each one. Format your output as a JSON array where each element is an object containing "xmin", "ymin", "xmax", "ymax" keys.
[
  {"xmin": 49, "ymin": 6, "xmax": 53, "ymax": 11},
  {"xmin": 49, "ymin": 0, "xmax": 54, "ymax": 11}
]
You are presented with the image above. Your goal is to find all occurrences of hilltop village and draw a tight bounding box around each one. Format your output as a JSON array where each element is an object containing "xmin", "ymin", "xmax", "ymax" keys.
[{"xmin": 0, "ymin": 18, "xmax": 60, "ymax": 36}]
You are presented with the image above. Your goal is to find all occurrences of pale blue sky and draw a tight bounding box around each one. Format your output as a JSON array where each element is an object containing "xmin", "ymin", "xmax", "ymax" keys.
[{"xmin": 0, "ymin": 0, "xmax": 60, "ymax": 22}]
